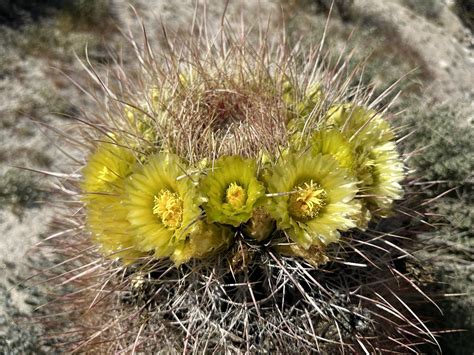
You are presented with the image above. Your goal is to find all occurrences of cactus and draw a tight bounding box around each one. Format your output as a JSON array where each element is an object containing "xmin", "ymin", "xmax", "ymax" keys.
[{"xmin": 38, "ymin": 8, "xmax": 442, "ymax": 353}]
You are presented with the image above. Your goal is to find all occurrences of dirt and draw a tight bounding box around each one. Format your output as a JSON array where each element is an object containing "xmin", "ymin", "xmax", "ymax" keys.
[
  {"xmin": 0, "ymin": 0, "xmax": 472, "ymax": 352},
  {"xmin": 353, "ymin": 0, "xmax": 473, "ymax": 102}
]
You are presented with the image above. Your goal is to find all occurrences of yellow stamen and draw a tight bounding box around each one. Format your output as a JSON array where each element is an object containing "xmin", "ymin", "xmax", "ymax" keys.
[
  {"xmin": 225, "ymin": 182, "xmax": 247, "ymax": 209},
  {"xmin": 153, "ymin": 189, "xmax": 184, "ymax": 230},
  {"xmin": 288, "ymin": 180, "xmax": 327, "ymax": 221}
]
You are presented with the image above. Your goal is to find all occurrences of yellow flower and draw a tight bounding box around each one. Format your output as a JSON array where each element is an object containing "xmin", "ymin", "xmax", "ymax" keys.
[
  {"xmin": 266, "ymin": 151, "xmax": 359, "ymax": 249},
  {"xmin": 325, "ymin": 103, "xmax": 394, "ymax": 146},
  {"xmin": 82, "ymin": 138, "xmax": 135, "ymax": 197},
  {"xmin": 200, "ymin": 156, "xmax": 265, "ymax": 227},
  {"xmin": 81, "ymin": 139, "xmax": 144, "ymax": 263},
  {"xmin": 324, "ymin": 104, "xmax": 404, "ymax": 216},
  {"xmin": 357, "ymin": 142, "xmax": 404, "ymax": 215},
  {"xmin": 125, "ymin": 153, "xmax": 202, "ymax": 258},
  {"xmin": 311, "ymin": 128, "xmax": 355, "ymax": 171},
  {"xmin": 86, "ymin": 197, "xmax": 146, "ymax": 263},
  {"xmin": 171, "ymin": 222, "xmax": 233, "ymax": 265}
]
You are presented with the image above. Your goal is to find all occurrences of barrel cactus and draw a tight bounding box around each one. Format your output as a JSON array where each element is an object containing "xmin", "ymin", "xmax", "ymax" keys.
[{"xmin": 40, "ymin": 8, "xmax": 441, "ymax": 353}]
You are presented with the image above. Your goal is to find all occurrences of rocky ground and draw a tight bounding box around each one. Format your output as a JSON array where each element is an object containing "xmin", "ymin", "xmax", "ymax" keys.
[{"xmin": 0, "ymin": 0, "xmax": 472, "ymax": 353}]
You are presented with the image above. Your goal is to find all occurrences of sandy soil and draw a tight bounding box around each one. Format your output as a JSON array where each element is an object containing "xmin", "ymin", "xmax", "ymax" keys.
[{"xmin": 0, "ymin": 0, "xmax": 472, "ymax": 352}]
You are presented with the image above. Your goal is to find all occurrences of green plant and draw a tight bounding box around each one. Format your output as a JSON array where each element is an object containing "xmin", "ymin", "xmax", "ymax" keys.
[
  {"xmin": 402, "ymin": 104, "xmax": 473, "ymax": 196},
  {"xmin": 401, "ymin": 103, "xmax": 473, "ymax": 354},
  {"xmin": 0, "ymin": 170, "xmax": 46, "ymax": 210}
]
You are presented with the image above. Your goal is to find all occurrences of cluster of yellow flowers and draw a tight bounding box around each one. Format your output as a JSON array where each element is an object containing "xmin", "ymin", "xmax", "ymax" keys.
[{"xmin": 82, "ymin": 87, "xmax": 404, "ymax": 266}]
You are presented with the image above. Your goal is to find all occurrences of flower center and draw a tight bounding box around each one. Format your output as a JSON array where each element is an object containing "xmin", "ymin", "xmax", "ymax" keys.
[
  {"xmin": 225, "ymin": 182, "xmax": 247, "ymax": 209},
  {"xmin": 152, "ymin": 189, "xmax": 184, "ymax": 230},
  {"xmin": 288, "ymin": 180, "xmax": 327, "ymax": 221}
]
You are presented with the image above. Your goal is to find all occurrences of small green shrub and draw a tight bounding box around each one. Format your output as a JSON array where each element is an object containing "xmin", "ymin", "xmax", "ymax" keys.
[
  {"xmin": 435, "ymin": 197, "xmax": 473, "ymax": 234},
  {"xmin": 59, "ymin": 0, "xmax": 113, "ymax": 31},
  {"xmin": 0, "ymin": 169, "xmax": 46, "ymax": 209},
  {"xmin": 0, "ymin": 283, "xmax": 49, "ymax": 354},
  {"xmin": 402, "ymin": 104, "xmax": 473, "ymax": 197},
  {"xmin": 402, "ymin": 103, "xmax": 473, "ymax": 354}
]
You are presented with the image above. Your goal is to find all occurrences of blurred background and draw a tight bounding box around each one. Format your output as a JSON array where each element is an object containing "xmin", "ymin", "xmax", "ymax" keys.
[{"xmin": 0, "ymin": 0, "xmax": 472, "ymax": 353}]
